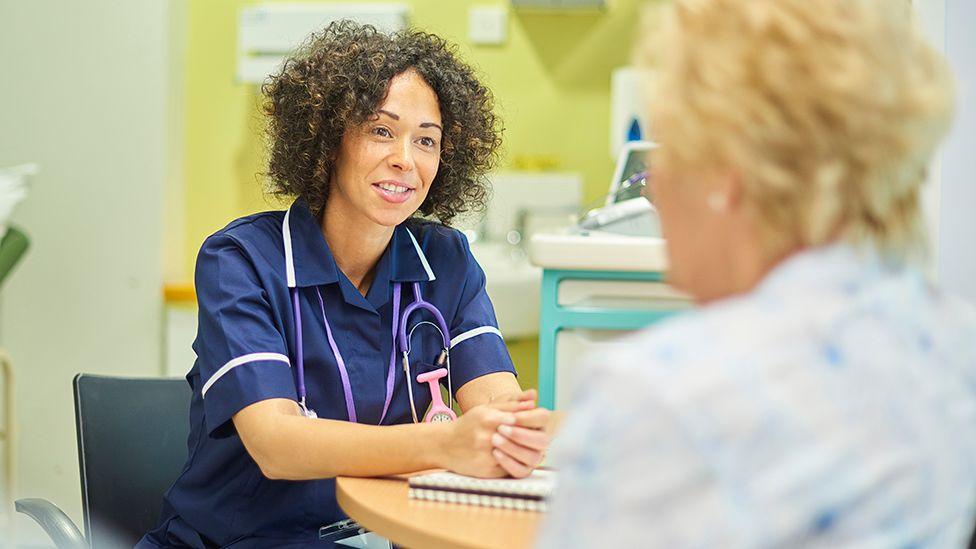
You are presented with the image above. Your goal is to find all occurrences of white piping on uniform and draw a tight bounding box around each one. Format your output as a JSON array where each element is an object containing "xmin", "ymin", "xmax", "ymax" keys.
[
  {"xmin": 404, "ymin": 227, "xmax": 436, "ymax": 282},
  {"xmin": 282, "ymin": 206, "xmax": 297, "ymax": 288},
  {"xmin": 449, "ymin": 326, "xmax": 503, "ymax": 349},
  {"xmin": 201, "ymin": 352, "xmax": 290, "ymax": 398}
]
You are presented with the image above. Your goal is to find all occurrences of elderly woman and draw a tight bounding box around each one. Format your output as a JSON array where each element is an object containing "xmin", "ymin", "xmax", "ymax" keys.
[
  {"xmin": 540, "ymin": 0, "xmax": 975, "ymax": 547},
  {"xmin": 139, "ymin": 22, "xmax": 549, "ymax": 548}
]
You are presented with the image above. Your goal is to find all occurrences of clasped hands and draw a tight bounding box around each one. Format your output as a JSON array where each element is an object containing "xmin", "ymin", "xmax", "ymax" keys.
[{"xmin": 440, "ymin": 389, "xmax": 551, "ymax": 479}]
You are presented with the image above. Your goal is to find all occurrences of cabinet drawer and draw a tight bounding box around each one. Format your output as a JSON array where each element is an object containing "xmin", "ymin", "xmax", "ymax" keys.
[
  {"xmin": 557, "ymin": 279, "xmax": 691, "ymax": 310},
  {"xmin": 555, "ymin": 329, "xmax": 633, "ymax": 408}
]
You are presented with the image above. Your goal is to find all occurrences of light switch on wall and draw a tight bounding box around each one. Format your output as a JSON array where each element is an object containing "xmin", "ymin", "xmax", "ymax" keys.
[{"xmin": 468, "ymin": 5, "xmax": 508, "ymax": 46}]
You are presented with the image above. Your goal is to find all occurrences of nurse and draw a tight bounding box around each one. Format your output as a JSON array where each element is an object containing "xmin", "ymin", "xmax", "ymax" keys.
[{"xmin": 140, "ymin": 21, "xmax": 549, "ymax": 548}]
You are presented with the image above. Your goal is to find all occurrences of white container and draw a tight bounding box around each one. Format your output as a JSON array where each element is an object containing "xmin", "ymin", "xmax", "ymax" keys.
[{"xmin": 0, "ymin": 164, "xmax": 38, "ymax": 240}]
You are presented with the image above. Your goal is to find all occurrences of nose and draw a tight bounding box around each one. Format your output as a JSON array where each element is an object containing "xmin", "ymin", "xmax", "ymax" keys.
[{"xmin": 388, "ymin": 139, "xmax": 415, "ymax": 173}]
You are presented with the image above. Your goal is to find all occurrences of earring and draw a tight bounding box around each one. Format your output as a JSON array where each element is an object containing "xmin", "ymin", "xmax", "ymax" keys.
[{"xmin": 707, "ymin": 192, "xmax": 728, "ymax": 212}]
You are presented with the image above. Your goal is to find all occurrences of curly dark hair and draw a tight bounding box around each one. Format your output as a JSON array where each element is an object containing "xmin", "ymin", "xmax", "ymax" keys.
[{"xmin": 261, "ymin": 20, "xmax": 502, "ymax": 225}]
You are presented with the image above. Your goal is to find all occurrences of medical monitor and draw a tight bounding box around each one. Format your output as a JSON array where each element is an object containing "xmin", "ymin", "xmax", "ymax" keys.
[{"xmin": 606, "ymin": 141, "xmax": 655, "ymax": 206}]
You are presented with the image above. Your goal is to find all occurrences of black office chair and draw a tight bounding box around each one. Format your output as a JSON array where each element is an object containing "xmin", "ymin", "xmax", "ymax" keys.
[{"xmin": 16, "ymin": 374, "xmax": 191, "ymax": 548}]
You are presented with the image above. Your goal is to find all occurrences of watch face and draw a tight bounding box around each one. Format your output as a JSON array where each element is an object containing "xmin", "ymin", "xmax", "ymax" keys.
[{"xmin": 430, "ymin": 411, "xmax": 454, "ymax": 423}]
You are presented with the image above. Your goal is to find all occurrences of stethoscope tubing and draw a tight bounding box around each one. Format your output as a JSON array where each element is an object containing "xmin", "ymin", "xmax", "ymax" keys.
[
  {"xmin": 315, "ymin": 287, "xmax": 357, "ymax": 422},
  {"xmin": 291, "ymin": 290, "xmax": 310, "ymax": 415},
  {"xmin": 397, "ymin": 282, "xmax": 451, "ymax": 350},
  {"xmin": 291, "ymin": 281, "xmax": 451, "ymax": 424}
]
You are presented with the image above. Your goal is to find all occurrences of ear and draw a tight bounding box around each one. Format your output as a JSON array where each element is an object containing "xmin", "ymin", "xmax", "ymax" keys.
[{"xmin": 706, "ymin": 170, "xmax": 742, "ymax": 213}]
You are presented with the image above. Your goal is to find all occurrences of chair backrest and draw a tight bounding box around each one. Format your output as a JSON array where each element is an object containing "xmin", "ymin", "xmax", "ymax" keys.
[{"xmin": 73, "ymin": 374, "xmax": 191, "ymax": 548}]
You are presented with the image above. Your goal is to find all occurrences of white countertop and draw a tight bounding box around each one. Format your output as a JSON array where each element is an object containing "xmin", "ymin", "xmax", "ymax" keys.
[{"xmin": 528, "ymin": 231, "xmax": 670, "ymax": 272}]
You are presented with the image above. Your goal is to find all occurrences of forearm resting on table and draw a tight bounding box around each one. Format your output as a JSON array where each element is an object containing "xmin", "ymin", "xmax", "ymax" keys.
[
  {"xmin": 233, "ymin": 398, "xmax": 449, "ymax": 481},
  {"xmin": 455, "ymin": 371, "xmax": 523, "ymax": 410}
]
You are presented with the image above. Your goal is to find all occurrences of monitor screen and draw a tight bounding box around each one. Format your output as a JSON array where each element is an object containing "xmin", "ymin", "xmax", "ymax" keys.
[{"xmin": 609, "ymin": 141, "xmax": 654, "ymax": 205}]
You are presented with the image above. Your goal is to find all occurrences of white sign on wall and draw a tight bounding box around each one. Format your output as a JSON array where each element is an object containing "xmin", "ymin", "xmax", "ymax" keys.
[{"xmin": 237, "ymin": 3, "xmax": 409, "ymax": 84}]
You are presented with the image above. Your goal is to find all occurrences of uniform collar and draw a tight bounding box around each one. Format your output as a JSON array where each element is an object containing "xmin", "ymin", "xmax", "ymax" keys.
[
  {"xmin": 388, "ymin": 221, "xmax": 437, "ymax": 283},
  {"xmin": 282, "ymin": 199, "xmax": 339, "ymax": 288},
  {"xmin": 281, "ymin": 199, "xmax": 436, "ymax": 289}
]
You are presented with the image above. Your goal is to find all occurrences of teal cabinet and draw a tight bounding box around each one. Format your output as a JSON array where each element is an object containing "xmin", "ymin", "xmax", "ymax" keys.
[{"xmin": 537, "ymin": 269, "xmax": 688, "ymax": 409}]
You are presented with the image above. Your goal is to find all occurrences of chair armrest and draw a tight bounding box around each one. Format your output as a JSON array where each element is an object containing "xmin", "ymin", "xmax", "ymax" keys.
[{"xmin": 15, "ymin": 498, "xmax": 86, "ymax": 549}]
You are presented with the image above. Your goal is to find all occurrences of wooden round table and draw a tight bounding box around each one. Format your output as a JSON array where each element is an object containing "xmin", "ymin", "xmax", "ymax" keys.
[{"xmin": 336, "ymin": 475, "xmax": 541, "ymax": 549}]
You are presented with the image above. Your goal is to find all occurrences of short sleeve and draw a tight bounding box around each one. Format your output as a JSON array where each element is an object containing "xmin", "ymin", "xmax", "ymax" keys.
[
  {"xmin": 193, "ymin": 234, "xmax": 297, "ymax": 437},
  {"xmin": 446, "ymin": 236, "xmax": 516, "ymax": 393}
]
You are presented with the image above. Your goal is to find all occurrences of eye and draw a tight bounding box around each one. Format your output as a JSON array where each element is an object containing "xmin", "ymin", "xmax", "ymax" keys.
[
  {"xmin": 418, "ymin": 136, "xmax": 438, "ymax": 148},
  {"xmin": 371, "ymin": 126, "xmax": 392, "ymax": 138}
]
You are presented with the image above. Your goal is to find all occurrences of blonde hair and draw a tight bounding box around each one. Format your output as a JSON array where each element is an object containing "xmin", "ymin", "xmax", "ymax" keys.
[{"xmin": 644, "ymin": 0, "xmax": 954, "ymax": 259}]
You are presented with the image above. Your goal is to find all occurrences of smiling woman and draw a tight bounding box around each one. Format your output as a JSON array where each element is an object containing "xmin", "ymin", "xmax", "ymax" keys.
[{"xmin": 138, "ymin": 20, "xmax": 551, "ymax": 549}]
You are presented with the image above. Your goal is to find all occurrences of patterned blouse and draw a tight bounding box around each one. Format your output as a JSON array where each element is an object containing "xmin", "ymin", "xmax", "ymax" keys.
[{"xmin": 539, "ymin": 244, "xmax": 976, "ymax": 548}]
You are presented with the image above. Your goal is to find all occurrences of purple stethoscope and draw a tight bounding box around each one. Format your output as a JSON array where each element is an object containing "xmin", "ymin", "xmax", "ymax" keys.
[{"xmin": 290, "ymin": 280, "xmax": 457, "ymax": 424}]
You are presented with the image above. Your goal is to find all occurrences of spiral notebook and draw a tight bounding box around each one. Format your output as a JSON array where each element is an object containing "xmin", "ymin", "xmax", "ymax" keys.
[{"xmin": 407, "ymin": 469, "xmax": 556, "ymax": 512}]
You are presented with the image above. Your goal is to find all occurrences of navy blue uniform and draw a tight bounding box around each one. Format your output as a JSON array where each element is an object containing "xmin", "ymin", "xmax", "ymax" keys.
[{"xmin": 139, "ymin": 199, "xmax": 515, "ymax": 547}]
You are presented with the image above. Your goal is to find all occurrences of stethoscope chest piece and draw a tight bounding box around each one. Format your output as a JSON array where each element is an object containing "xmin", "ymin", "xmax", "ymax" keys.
[{"xmin": 299, "ymin": 398, "xmax": 318, "ymax": 419}]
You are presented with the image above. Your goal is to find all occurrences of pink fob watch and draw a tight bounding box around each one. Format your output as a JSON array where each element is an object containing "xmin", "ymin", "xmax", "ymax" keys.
[{"xmin": 416, "ymin": 368, "xmax": 457, "ymax": 423}]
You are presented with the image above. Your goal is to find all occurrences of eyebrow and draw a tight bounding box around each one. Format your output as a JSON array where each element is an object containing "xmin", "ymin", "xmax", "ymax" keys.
[{"xmin": 377, "ymin": 109, "xmax": 442, "ymax": 132}]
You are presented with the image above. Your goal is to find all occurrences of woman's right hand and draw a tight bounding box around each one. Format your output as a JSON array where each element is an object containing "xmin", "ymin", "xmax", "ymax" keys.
[{"xmin": 437, "ymin": 402, "xmax": 524, "ymax": 478}]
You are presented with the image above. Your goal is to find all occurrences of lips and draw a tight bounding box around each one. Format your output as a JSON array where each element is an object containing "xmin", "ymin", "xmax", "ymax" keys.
[
  {"xmin": 376, "ymin": 181, "xmax": 413, "ymax": 193},
  {"xmin": 372, "ymin": 180, "xmax": 416, "ymax": 204}
]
